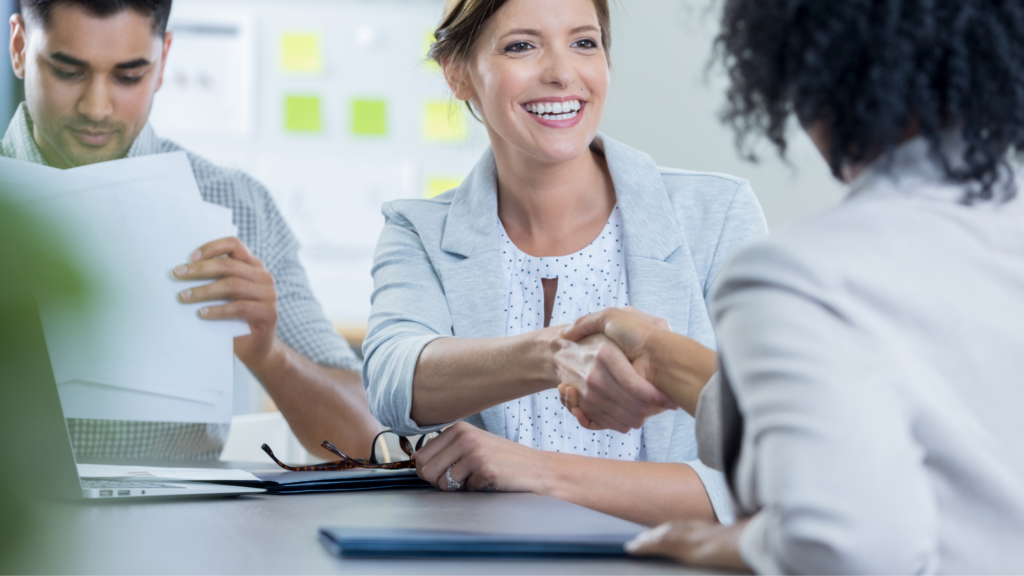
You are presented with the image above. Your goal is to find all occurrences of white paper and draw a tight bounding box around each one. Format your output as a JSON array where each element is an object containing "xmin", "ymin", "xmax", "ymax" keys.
[
  {"xmin": 68, "ymin": 152, "xmax": 203, "ymax": 201},
  {"xmin": 37, "ymin": 186, "xmax": 248, "ymax": 377},
  {"xmin": 0, "ymin": 156, "xmax": 99, "ymax": 202},
  {"xmin": 35, "ymin": 191, "xmax": 243, "ymax": 421},
  {"xmin": 77, "ymin": 463, "xmax": 260, "ymax": 483},
  {"xmin": 3, "ymin": 153, "xmax": 251, "ymax": 423},
  {"xmin": 56, "ymin": 338, "xmax": 234, "ymax": 423}
]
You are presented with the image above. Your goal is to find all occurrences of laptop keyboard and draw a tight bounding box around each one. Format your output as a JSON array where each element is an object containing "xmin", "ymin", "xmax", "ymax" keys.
[{"xmin": 82, "ymin": 480, "xmax": 185, "ymax": 489}]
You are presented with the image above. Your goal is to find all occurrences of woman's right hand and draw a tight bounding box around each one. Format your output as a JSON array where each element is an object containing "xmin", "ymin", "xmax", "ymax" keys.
[
  {"xmin": 563, "ymin": 306, "xmax": 668, "ymax": 375},
  {"xmin": 548, "ymin": 321, "xmax": 676, "ymax": 434},
  {"xmin": 560, "ymin": 307, "xmax": 717, "ymax": 427}
]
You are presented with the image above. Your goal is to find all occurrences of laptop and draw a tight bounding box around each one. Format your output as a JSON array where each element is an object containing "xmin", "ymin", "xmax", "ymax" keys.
[{"xmin": 0, "ymin": 292, "xmax": 263, "ymax": 500}]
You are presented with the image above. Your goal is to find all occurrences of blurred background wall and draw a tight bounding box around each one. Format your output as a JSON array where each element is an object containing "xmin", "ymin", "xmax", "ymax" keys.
[
  {"xmin": 602, "ymin": 0, "xmax": 844, "ymax": 225},
  {"xmin": 0, "ymin": 0, "xmax": 845, "ymax": 427}
]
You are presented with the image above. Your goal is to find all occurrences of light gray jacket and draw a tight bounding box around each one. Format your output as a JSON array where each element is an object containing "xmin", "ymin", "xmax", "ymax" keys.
[
  {"xmin": 708, "ymin": 136, "xmax": 1024, "ymax": 573},
  {"xmin": 362, "ymin": 133, "xmax": 767, "ymax": 523}
]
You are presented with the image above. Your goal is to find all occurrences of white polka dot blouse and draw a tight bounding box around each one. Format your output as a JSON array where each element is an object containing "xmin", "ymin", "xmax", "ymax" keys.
[{"xmin": 498, "ymin": 205, "xmax": 646, "ymax": 461}]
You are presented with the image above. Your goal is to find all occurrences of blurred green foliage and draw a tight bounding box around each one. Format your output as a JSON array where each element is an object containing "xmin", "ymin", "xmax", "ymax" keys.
[
  {"xmin": 0, "ymin": 193, "xmax": 88, "ymax": 307},
  {"xmin": 0, "ymin": 191, "xmax": 88, "ymax": 571}
]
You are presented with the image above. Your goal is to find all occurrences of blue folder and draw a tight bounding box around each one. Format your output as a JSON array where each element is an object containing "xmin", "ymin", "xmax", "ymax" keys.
[{"xmin": 318, "ymin": 527, "xmax": 638, "ymax": 559}]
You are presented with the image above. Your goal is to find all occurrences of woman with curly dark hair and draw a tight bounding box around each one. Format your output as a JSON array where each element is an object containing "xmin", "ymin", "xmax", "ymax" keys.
[{"xmin": 558, "ymin": 0, "xmax": 1024, "ymax": 572}]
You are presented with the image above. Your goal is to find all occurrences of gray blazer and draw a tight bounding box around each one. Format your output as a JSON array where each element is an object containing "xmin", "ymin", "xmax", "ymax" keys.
[
  {"xmin": 707, "ymin": 136, "xmax": 1024, "ymax": 573},
  {"xmin": 362, "ymin": 133, "xmax": 767, "ymax": 523}
]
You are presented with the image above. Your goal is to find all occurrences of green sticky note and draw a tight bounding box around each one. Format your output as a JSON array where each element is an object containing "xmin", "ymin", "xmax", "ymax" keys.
[
  {"xmin": 423, "ymin": 100, "xmax": 468, "ymax": 143},
  {"xmin": 425, "ymin": 176, "xmax": 464, "ymax": 199},
  {"xmin": 280, "ymin": 33, "xmax": 322, "ymax": 73},
  {"xmin": 284, "ymin": 95, "xmax": 322, "ymax": 133},
  {"xmin": 351, "ymin": 99, "xmax": 387, "ymax": 136}
]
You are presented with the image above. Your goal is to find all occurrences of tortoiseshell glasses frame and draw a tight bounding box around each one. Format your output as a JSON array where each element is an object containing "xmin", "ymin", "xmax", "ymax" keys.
[{"xmin": 261, "ymin": 430, "xmax": 431, "ymax": 472}]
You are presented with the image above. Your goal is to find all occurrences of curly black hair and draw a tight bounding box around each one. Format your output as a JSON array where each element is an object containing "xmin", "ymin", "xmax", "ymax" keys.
[{"xmin": 714, "ymin": 0, "xmax": 1024, "ymax": 202}]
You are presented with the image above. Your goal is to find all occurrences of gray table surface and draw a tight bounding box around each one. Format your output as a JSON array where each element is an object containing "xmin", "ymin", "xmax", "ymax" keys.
[{"xmin": 15, "ymin": 459, "xmax": 720, "ymax": 575}]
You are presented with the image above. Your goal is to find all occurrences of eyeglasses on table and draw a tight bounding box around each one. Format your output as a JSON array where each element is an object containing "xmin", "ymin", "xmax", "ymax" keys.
[{"xmin": 261, "ymin": 430, "xmax": 435, "ymax": 472}]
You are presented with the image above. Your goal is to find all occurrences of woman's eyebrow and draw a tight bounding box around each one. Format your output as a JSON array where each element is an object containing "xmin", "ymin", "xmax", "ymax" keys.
[
  {"xmin": 501, "ymin": 25, "xmax": 600, "ymax": 40},
  {"xmin": 502, "ymin": 28, "xmax": 542, "ymax": 39}
]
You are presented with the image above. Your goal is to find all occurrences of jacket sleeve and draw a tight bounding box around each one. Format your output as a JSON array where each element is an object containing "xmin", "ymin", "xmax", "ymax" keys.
[
  {"xmin": 695, "ymin": 373, "xmax": 725, "ymax": 473},
  {"xmin": 664, "ymin": 409, "xmax": 736, "ymax": 525},
  {"xmin": 361, "ymin": 203, "xmax": 454, "ymax": 435},
  {"xmin": 713, "ymin": 244, "xmax": 940, "ymax": 574}
]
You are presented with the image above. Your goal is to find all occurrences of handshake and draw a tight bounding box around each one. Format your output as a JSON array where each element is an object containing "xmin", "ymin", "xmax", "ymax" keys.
[{"xmin": 555, "ymin": 307, "xmax": 719, "ymax": 432}]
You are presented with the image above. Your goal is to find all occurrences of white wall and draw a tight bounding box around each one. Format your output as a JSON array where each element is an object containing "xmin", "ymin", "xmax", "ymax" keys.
[
  {"xmin": 152, "ymin": 0, "xmax": 488, "ymax": 327},
  {"xmin": 600, "ymin": 0, "xmax": 845, "ymax": 228}
]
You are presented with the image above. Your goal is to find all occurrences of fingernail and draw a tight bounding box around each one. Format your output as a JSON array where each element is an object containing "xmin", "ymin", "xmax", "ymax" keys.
[
  {"xmin": 174, "ymin": 265, "xmax": 188, "ymax": 277},
  {"xmin": 199, "ymin": 307, "xmax": 209, "ymax": 317},
  {"xmin": 179, "ymin": 289, "xmax": 191, "ymax": 300},
  {"xmin": 191, "ymin": 250, "xmax": 202, "ymax": 262},
  {"xmin": 624, "ymin": 539, "xmax": 640, "ymax": 552}
]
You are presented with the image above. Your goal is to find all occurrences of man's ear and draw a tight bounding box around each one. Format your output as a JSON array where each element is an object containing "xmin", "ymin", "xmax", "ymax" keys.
[
  {"xmin": 154, "ymin": 30, "xmax": 172, "ymax": 92},
  {"xmin": 442, "ymin": 58, "xmax": 474, "ymax": 103},
  {"xmin": 10, "ymin": 14, "xmax": 27, "ymax": 80}
]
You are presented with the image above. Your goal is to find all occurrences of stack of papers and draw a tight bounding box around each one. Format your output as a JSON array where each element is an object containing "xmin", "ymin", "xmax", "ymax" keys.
[
  {"xmin": 4, "ymin": 152, "xmax": 249, "ymax": 424},
  {"xmin": 75, "ymin": 464, "xmax": 429, "ymax": 493}
]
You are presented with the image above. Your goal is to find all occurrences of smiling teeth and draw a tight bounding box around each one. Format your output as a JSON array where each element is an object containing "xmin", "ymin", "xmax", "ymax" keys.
[{"xmin": 526, "ymin": 100, "xmax": 582, "ymax": 120}]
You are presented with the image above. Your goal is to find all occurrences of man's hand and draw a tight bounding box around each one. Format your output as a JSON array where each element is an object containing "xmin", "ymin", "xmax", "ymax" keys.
[
  {"xmin": 552, "ymin": 330, "xmax": 675, "ymax": 433},
  {"xmin": 625, "ymin": 519, "xmax": 751, "ymax": 572},
  {"xmin": 174, "ymin": 237, "xmax": 279, "ymax": 370},
  {"xmin": 413, "ymin": 421, "xmax": 552, "ymax": 493}
]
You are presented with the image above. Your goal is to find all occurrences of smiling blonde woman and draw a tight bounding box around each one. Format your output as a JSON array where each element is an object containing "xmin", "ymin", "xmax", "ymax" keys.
[{"xmin": 361, "ymin": 0, "xmax": 767, "ymax": 527}]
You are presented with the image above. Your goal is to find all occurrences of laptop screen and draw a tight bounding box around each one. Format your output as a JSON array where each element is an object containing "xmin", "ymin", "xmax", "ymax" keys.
[{"xmin": 0, "ymin": 291, "xmax": 86, "ymax": 500}]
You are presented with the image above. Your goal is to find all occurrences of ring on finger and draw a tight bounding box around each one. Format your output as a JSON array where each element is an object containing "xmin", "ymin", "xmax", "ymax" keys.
[{"xmin": 445, "ymin": 464, "xmax": 464, "ymax": 491}]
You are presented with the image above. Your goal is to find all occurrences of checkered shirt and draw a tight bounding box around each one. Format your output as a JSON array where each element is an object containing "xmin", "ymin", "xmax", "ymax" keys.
[{"xmin": 2, "ymin": 103, "xmax": 361, "ymax": 460}]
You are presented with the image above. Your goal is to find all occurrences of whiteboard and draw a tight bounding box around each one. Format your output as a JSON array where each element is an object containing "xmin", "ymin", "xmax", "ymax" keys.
[{"xmin": 150, "ymin": 0, "xmax": 489, "ymax": 327}]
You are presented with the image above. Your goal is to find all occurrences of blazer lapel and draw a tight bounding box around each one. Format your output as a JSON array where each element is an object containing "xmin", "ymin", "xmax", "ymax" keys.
[
  {"xmin": 436, "ymin": 149, "xmax": 507, "ymax": 437},
  {"xmin": 598, "ymin": 134, "xmax": 695, "ymax": 462},
  {"xmin": 600, "ymin": 132, "xmax": 693, "ymax": 333}
]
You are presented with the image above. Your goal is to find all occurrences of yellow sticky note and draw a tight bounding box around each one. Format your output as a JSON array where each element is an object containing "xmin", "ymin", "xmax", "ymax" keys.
[
  {"xmin": 351, "ymin": 99, "xmax": 387, "ymax": 136},
  {"xmin": 284, "ymin": 95, "xmax": 322, "ymax": 133},
  {"xmin": 424, "ymin": 100, "xmax": 468, "ymax": 143},
  {"xmin": 280, "ymin": 33, "xmax": 321, "ymax": 73},
  {"xmin": 425, "ymin": 177, "xmax": 464, "ymax": 199},
  {"xmin": 423, "ymin": 30, "xmax": 440, "ymax": 71}
]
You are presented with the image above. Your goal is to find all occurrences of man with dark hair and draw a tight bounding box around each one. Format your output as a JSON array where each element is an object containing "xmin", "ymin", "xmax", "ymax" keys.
[{"xmin": 4, "ymin": 0, "xmax": 384, "ymax": 460}]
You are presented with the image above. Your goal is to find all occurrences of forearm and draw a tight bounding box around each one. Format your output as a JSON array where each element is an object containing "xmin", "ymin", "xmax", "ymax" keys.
[
  {"xmin": 647, "ymin": 331, "xmax": 719, "ymax": 416},
  {"xmin": 540, "ymin": 453, "xmax": 716, "ymax": 527},
  {"xmin": 411, "ymin": 332, "xmax": 563, "ymax": 426},
  {"xmin": 254, "ymin": 339, "xmax": 383, "ymax": 460}
]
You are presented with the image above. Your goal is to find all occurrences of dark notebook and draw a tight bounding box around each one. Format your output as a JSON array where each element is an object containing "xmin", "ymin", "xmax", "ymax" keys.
[
  {"xmin": 318, "ymin": 527, "xmax": 637, "ymax": 559},
  {"xmin": 220, "ymin": 468, "xmax": 431, "ymax": 494}
]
